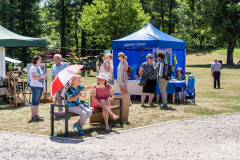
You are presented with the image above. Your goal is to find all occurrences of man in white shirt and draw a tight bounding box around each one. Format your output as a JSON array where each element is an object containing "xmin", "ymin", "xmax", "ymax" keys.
[
  {"xmin": 50, "ymin": 54, "xmax": 69, "ymax": 111},
  {"xmin": 211, "ymin": 58, "xmax": 222, "ymax": 89}
]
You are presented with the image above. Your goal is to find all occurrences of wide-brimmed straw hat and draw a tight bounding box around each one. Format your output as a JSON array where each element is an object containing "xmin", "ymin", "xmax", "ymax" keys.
[
  {"xmin": 175, "ymin": 67, "xmax": 183, "ymax": 73},
  {"xmin": 96, "ymin": 73, "xmax": 109, "ymax": 81}
]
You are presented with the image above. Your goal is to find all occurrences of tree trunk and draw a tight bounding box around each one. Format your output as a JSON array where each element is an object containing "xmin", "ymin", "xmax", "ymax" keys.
[
  {"xmin": 160, "ymin": 0, "xmax": 164, "ymax": 32},
  {"xmin": 199, "ymin": 35, "xmax": 204, "ymax": 50},
  {"xmin": 9, "ymin": 0, "xmax": 14, "ymax": 57},
  {"xmin": 21, "ymin": 0, "xmax": 27, "ymax": 65},
  {"xmin": 60, "ymin": 0, "xmax": 66, "ymax": 58},
  {"xmin": 168, "ymin": 0, "xmax": 173, "ymax": 35},
  {"xmin": 81, "ymin": 30, "xmax": 86, "ymax": 57},
  {"xmin": 74, "ymin": 13, "xmax": 79, "ymax": 53},
  {"xmin": 227, "ymin": 40, "xmax": 236, "ymax": 65}
]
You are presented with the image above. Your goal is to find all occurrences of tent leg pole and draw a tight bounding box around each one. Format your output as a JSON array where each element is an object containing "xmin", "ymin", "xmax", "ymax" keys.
[{"xmin": 44, "ymin": 47, "xmax": 47, "ymax": 95}]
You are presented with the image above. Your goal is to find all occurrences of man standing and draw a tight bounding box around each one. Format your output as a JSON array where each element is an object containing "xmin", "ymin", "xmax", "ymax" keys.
[
  {"xmin": 211, "ymin": 58, "xmax": 221, "ymax": 89},
  {"xmin": 50, "ymin": 54, "xmax": 69, "ymax": 111},
  {"xmin": 157, "ymin": 51, "xmax": 168, "ymax": 109}
]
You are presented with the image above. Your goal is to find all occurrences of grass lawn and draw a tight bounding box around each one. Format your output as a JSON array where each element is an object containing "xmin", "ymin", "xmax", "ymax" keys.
[
  {"xmin": 211, "ymin": 49, "xmax": 240, "ymax": 58},
  {"xmin": 0, "ymin": 51, "xmax": 240, "ymax": 138}
]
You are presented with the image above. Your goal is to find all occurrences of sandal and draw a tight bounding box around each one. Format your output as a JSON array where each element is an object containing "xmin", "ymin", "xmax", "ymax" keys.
[
  {"xmin": 112, "ymin": 114, "xmax": 119, "ymax": 121},
  {"xmin": 36, "ymin": 115, "xmax": 44, "ymax": 119},
  {"xmin": 31, "ymin": 116, "xmax": 38, "ymax": 120},
  {"xmin": 105, "ymin": 125, "xmax": 110, "ymax": 130}
]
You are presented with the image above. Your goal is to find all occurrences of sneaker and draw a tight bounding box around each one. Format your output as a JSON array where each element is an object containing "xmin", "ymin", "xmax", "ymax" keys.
[
  {"xmin": 141, "ymin": 104, "xmax": 145, "ymax": 107},
  {"xmin": 148, "ymin": 103, "xmax": 155, "ymax": 107},
  {"xmin": 160, "ymin": 105, "xmax": 174, "ymax": 110}
]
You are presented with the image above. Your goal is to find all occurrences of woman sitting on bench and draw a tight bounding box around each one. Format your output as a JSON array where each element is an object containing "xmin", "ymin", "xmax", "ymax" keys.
[
  {"xmin": 92, "ymin": 73, "xmax": 119, "ymax": 130},
  {"xmin": 65, "ymin": 75, "xmax": 94, "ymax": 135}
]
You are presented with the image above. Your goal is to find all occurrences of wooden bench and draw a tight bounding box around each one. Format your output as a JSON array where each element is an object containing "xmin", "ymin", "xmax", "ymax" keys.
[{"xmin": 50, "ymin": 97, "xmax": 123, "ymax": 136}]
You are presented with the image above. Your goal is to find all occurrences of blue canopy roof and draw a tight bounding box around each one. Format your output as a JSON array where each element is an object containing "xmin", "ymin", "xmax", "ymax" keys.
[{"xmin": 112, "ymin": 23, "xmax": 186, "ymax": 50}]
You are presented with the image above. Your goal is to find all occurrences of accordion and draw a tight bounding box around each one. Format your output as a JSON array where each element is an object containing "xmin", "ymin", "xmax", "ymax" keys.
[{"xmin": 158, "ymin": 62, "xmax": 171, "ymax": 79}]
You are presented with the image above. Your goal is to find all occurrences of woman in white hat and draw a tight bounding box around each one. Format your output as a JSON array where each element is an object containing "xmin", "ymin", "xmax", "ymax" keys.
[
  {"xmin": 174, "ymin": 67, "xmax": 185, "ymax": 101},
  {"xmin": 174, "ymin": 67, "xmax": 185, "ymax": 81},
  {"xmin": 92, "ymin": 73, "xmax": 119, "ymax": 130}
]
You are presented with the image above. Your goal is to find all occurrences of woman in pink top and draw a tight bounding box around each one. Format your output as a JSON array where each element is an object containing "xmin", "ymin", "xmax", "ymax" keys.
[{"xmin": 92, "ymin": 73, "xmax": 119, "ymax": 130}]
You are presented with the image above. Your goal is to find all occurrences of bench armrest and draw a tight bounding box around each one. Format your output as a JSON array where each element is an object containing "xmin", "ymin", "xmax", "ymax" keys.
[
  {"xmin": 50, "ymin": 104, "xmax": 69, "ymax": 115},
  {"xmin": 111, "ymin": 97, "xmax": 122, "ymax": 106}
]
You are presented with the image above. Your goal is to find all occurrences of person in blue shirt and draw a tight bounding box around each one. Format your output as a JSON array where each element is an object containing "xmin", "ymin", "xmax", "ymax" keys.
[
  {"xmin": 50, "ymin": 54, "xmax": 69, "ymax": 111},
  {"xmin": 65, "ymin": 75, "xmax": 95, "ymax": 134}
]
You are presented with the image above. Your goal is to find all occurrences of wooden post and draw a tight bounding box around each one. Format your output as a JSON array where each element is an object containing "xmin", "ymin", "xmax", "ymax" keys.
[
  {"xmin": 13, "ymin": 72, "xmax": 17, "ymax": 107},
  {"xmin": 22, "ymin": 71, "xmax": 26, "ymax": 105},
  {"xmin": 181, "ymin": 87, "xmax": 183, "ymax": 103},
  {"xmin": 7, "ymin": 72, "xmax": 11, "ymax": 106},
  {"xmin": 157, "ymin": 94, "xmax": 159, "ymax": 103},
  {"xmin": 44, "ymin": 47, "xmax": 47, "ymax": 97},
  {"xmin": 172, "ymin": 93, "xmax": 175, "ymax": 104}
]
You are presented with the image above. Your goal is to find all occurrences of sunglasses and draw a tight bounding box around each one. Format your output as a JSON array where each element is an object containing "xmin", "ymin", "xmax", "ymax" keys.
[
  {"xmin": 148, "ymin": 57, "xmax": 153, "ymax": 59},
  {"xmin": 109, "ymin": 56, "xmax": 113, "ymax": 58}
]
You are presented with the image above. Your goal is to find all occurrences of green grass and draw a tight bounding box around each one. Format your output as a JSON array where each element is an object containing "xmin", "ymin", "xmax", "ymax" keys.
[
  {"xmin": 211, "ymin": 49, "xmax": 240, "ymax": 58},
  {"xmin": 0, "ymin": 52, "xmax": 240, "ymax": 138}
]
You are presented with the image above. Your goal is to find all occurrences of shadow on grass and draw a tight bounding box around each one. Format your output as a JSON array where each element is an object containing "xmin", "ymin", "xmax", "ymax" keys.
[
  {"xmin": 50, "ymin": 121, "xmax": 131, "ymax": 143},
  {"xmin": 0, "ymin": 106, "xmax": 27, "ymax": 111},
  {"xmin": 86, "ymin": 75, "xmax": 97, "ymax": 77},
  {"xmin": 27, "ymin": 119, "xmax": 44, "ymax": 123},
  {"xmin": 187, "ymin": 64, "xmax": 239, "ymax": 69}
]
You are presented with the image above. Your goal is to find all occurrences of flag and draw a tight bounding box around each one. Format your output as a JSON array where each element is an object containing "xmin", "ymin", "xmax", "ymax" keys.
[{"xmin": 174, "ymin": 55, "xmax": 178, "ymax": 65}]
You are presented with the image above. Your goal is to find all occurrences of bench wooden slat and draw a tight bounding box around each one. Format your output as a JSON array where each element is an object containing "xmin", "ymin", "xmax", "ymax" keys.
[{"xmin": 53, "ymin": 105, "xmax": 121, "ymax": 117}]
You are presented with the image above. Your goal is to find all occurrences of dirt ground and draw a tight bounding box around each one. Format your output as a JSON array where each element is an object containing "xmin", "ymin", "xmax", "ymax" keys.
[{"xmin": 1, "ymin": 113, "xmax": 240, "ymax": 160}]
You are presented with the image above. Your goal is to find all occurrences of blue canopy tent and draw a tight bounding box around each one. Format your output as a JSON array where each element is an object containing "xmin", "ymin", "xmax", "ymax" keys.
[{"xmin": 112, "ymin": 23, "xmax": 186, "ymax": 79}]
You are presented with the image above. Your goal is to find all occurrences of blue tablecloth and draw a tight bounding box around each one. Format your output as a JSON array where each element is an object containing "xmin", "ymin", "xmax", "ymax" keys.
[{"xmin": 156, "ymin": 81, "xmax": 186, "ymax": 96}]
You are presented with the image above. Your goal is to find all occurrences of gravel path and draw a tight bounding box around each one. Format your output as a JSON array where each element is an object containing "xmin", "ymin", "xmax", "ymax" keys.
[{"xmin": 1, "ymin": 113, "xmax": 240, "ymax": 160}]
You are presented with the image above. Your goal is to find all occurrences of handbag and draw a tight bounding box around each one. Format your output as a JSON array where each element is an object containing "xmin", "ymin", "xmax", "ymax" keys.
[
  {"xmin": 138, "ymin": 73, "xmax": 149, "ymax": 86},
  {"xmin": 108, "ymin": 78, "xmax": 114, "ymax": 85}
]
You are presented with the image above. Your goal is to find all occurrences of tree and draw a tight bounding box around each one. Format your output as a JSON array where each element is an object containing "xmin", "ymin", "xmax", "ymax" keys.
[
  {"xmin": 203, "ymin": 0, "xmax": 240, "ymax": 64},
  {"xmin": 0, "ymin": 0, "xmax": 42, "ymax": 64},
  {"xmin": 80, "ymin": 0, "xmax": 150, "ymax": 49}
]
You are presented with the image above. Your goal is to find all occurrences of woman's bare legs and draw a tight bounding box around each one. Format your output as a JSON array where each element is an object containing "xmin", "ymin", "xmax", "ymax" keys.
[
  {"xmin": 141, "ymin": 92, "xmax": 147, "ymax": 105},
  {"xmin": 148, "ymin": 93, "xmax": 155, "ymax": 105},
  {"xmin": 35, "ymin": 105, "xmax": 39, "ymax": 116},
  {"xmin": 120, "ymin": 85, "xmax": 129, "ymax": 94},
  {"xmin": 100, "ymin": 100, "xmax": 118, "ymax": 130},
  {"xmin": 31, "ymin": 106, "xmax": 36, "ymax": 117}
]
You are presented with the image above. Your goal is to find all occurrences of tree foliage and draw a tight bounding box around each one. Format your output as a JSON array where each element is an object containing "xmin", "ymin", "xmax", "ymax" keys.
[
  {"xmin": 80, "ymin": 0, "xmax": 150, "ymax": 49},
  {"xmin": 0, "ymin": 0, "xmax": 239, "ymax": 64},
  {"xmin": 202, "ymin": 0, "xmax": 240, "ymax": 64}
]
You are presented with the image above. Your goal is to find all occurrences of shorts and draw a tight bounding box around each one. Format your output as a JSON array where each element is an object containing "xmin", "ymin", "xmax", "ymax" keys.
[
  {"xmin": 143, "ymin": 79, "xmax": 157, "ymax": 93},
  {"xmin": 31, "ymin": 86, "xmax": 44, "ymax": 106}
]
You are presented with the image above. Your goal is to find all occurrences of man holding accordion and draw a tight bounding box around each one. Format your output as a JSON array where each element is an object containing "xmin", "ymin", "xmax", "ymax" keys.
[{"xmin": 157, "ymin": 51, "xmax": 172, "ymax": 109}]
